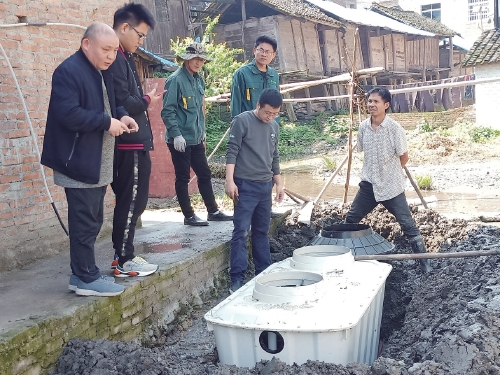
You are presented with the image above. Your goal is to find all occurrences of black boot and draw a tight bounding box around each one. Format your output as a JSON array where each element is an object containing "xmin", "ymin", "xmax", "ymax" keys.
[{"xmin": 409, "ymin": 235, "xmax": 432, "ymax": 273}]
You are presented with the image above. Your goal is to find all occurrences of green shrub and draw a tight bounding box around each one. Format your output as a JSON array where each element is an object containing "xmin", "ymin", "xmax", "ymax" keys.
[
  {"xmin": 468, "ymin": 126, "xmax": 500, "ymax": 143},
  {"xmin": 415, "ymin": 174, "xmax": 432, "ymax": 190}
]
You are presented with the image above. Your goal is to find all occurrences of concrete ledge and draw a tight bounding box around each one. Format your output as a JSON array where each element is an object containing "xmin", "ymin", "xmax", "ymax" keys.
[{"xmin": 0, "ymin": 211, "xmax": 233, "ymax": 375}]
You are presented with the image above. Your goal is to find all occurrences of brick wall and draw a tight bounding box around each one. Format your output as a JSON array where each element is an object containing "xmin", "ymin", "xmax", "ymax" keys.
[
  {"xmin": 0, "ymin": 1, "xmax": 125, "ymax": 271},
  {"xmin": 475, "ymin": 63, "xmax": 500, "ymax": 130}
]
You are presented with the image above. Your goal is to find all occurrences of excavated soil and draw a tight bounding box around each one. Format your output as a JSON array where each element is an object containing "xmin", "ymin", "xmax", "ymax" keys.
[{"xmin": 52, "ymin": 204, "xmax": 500, "ymax": 375}]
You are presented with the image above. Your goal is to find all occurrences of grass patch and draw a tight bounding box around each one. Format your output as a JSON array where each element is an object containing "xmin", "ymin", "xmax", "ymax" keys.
[
  {"xmin": 415, "ymin": 174, "xmax": 433, "ymax": 190},
  {"xmin": 468, "ymin": 126, "xmax": 500, "ymax": 143}
]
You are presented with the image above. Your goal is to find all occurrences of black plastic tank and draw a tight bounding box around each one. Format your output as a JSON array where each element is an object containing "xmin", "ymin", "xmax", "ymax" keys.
[{"xmin": 309, "ymin": 223, "xmax": 394, "ymax": 255}]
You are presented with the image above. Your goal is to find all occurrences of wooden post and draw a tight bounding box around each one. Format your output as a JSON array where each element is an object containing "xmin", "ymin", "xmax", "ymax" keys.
[
  {"xmin": 282, "ymin": 77, "xmax": 297, "ymax": 122},
  {"xmin": 305, "ymin": 87, "xmax": 312, "ymax": 115},
  {"xmin": 323, "ymin": 84, "xmax": 332, "ymax": 110},
  {"xmin": 448, "ymin": 36, "xmax": 453, "ymax": 71},
  {"xmin": 422, "ymin": 38, "xmax": 427, "ymax": 82},
  {"xmin": 241, "ymin": 0, "xmax": 247, "ymax": 61}
]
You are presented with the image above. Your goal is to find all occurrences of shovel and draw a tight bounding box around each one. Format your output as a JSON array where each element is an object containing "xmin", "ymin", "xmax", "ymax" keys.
[{"xmin": 298, "ymin": 144, "xmax": 357, "ymax": 225}]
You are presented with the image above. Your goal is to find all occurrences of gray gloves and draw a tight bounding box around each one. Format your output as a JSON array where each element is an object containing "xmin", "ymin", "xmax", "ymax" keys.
[{"xmin": 174, "ymin": 135, "xmax": 186, "ymax": 152}]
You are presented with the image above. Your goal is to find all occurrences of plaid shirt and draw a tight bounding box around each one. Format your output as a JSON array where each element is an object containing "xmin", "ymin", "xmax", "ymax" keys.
[{"xmin": 357, "ymin": 115, "xmax": 407, "ymax": 202}]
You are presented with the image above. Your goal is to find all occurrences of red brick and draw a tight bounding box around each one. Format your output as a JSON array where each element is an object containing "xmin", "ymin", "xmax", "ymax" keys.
[
  {"xmin": 8, "ymin": 129, "xmax": 30, "ymax": 138},
  {"xmin": 0, "ymin": 174, "xmax": 20, "ymax": 183}
]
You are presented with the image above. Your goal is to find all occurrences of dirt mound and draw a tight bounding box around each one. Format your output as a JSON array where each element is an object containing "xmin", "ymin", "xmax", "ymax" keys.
[{"xmin": 52, "ymin": 207, "xmax": 500, "ymax": 375}]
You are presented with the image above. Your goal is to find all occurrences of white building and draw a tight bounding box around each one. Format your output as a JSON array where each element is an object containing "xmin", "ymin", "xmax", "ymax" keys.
[
  {"xmin": 356, "ymin": 0, "xmax": 496, "ymax": 44},
  {"xmin": 462, "ymin": 28, "xmax": 500, "ymax": 129}
]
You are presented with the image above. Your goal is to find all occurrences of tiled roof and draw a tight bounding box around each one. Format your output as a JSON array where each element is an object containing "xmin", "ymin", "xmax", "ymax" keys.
[
  {"xmin": 202, "ymin": 0, "xmax": 343, "ymax": 28},
  {"xmin": 369, "ymin": 3, "xmax": 458, "ymax": 37},
  {"xmin": 462, "ymin": 28, "xmax": 500, "ymax": 66}
]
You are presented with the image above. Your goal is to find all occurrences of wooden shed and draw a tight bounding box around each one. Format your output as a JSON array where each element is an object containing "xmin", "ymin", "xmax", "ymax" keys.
[
  {"xmin": 132, "ymin": 0, "xmax": 192, "ymax": 59},
  {"xmin": 203, "ymin": 0, "xmax": 344, "ymax": 77},
  {"xmin": 369, "ymin": 3, "xmax": 459, "ymax": 81}
]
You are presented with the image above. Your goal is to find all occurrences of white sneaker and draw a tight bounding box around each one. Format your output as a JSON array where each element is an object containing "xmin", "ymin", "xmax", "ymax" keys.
[{"xmin": 113, "ymin": 256, "xmax": 159, "ymax": 278}]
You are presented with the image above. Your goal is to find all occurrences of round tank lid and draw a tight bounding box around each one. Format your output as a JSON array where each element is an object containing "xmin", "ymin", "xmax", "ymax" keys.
[
  {"xmin": 291, "ymin": 245, "xmax": 354, "ymax": 272},
  {"xmin": 253, "ymin": 271, "xmax": 324, "ymax": 304},
  {"xmin": 321, "ymin": 223, "xmax": 372, "ymax": 239}
]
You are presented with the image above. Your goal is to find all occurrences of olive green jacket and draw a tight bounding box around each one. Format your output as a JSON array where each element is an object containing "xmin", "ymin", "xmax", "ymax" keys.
[
  {"xmin": 230, "ymin": 59, "xmax": 279, "ymax": 118},
  {"xmin": 161, "ymin": 65, "xmax": 205, "ymax": 145}
]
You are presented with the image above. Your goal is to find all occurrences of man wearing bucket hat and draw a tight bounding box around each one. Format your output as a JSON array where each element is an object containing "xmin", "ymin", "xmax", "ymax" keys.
[{"xmin": 161, "ymin": 43, "xmax": 233, "ymax": 226}]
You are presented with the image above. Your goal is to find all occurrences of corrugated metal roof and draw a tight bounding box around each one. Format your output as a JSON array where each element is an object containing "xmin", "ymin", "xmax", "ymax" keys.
[
  {"xmin": 306, "ymin": 0, "xmax": 435, "ymax": 36},
  {"xmin": 370, "ymin": 3, "xmax": 458, "ymax": 37},
  {"xmin": 462, "ymin": 28, "xmax": 500, "ymax": 66},
  {"xmin": 137, "ymin": 47, "xmax": 178, "ymax": 67}
]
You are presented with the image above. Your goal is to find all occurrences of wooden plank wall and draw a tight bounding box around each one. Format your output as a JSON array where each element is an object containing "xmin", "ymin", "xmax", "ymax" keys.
[
  {"xmin": 276, "ymin": 15, "xmax": 323, "ymax": 75},
  {"xmin": 134, "ymin": 0, "xmax": 191, "ymax": 59},
  {"xmin": 323, "ymin": 28, "xmax": 343, "ymax": 73},
  {"xmin": 213, "ymin": 16, "xmax": 281, "ymax": 69},
  {"xmin": 343, "ymin": 24, "xmax": 364, "ymax": 72},
  {"xmin": 406, "ymin": 37, "xmax": 439, "ymax": 71}
]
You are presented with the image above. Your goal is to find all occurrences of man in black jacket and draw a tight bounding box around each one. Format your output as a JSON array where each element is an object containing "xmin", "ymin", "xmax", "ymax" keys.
[
  {"xmin": 108, "ymin": 3, "xmax": 160, "ymax": 277},
  {"xmin": 41, "ymin": 22, "xmax": 138, "ymax": 297}
]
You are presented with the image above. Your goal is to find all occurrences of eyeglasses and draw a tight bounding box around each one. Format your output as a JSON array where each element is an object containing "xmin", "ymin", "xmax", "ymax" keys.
[
  {"xmin": 263, "ymin": 110, "xmax": 280, "ymax": 118},
  {"xmin": 130, "ymin": 25, "xmax": 147, "ymax": 41},
  {"xmin": 256, "ymin": 47, "xmax": 275, "ymax": 56}
]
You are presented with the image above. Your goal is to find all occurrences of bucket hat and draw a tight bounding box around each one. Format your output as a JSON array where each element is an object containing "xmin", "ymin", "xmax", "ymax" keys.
[{"xmin": 177, "ymin": 42, "xmax": 212, "ymax": 62}]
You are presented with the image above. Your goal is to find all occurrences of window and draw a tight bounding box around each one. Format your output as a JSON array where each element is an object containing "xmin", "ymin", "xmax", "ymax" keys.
[
  {"xmin": 421, "ymin": 3, "xmax": 441, "ymax": 21},
  {"xmin": 468, "ymin": 0, "xmax": 489, "ymax": 21}
]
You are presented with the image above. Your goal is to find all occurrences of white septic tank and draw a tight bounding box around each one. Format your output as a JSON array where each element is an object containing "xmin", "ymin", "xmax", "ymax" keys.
[{"xmin": 204, "ymin": 245, "xmax": 392, "ymax": 368}]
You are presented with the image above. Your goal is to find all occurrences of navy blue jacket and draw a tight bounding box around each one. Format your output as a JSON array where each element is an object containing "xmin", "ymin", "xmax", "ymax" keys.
[{"xmin": 41, "ymin": 49, "xmax": 127, "ymax": 184}]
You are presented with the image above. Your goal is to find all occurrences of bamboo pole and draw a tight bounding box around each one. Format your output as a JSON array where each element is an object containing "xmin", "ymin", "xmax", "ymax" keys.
[
  {"xmin": 278, "ymin": 76, "xmax": 500, "ymax": 103},
  {"xmin": 343, "ymin": 28, "xmax": 358, "ymax": 204},
  {"xmin": 355, "ymin": 248, "xmax": 500, "ymax": 261}
]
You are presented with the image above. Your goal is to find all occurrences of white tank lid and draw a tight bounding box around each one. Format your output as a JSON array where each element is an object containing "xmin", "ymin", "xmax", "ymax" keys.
[{"xmin": 291, "ymin": 245, "xmax": 354, "ymax": 272}]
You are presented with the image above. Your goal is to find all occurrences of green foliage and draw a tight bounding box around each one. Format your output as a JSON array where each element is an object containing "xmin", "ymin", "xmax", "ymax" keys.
[
  {"xmin": 468, "ymin": 126, "xmax": 500, "ymax": 143},
  {"xmin": 415, "ymin": 174, "xmax": 433, "ymax": 190},
  {"xmin": 417, "ymin": 118, "xmax": 434, "ymax": 133},
  {"xmin": 170, "ymin": 16, "xmax": 244, "ymax": 98},
  {"xmin": 324, "ymin": 116, "xmax": 355, "ymax": 136},
  {"xmin": 205, "ymin": 110, "xmax": 230, "ymax": 158},
  {"xmin": 321, "ymin": 156, "xmax": 337, "ymax": 171},
  {"xmin": 152, "ymin": 71, "xmax": 172, "ymax": 79},
  {"xmin": 336, "ymin": 108, "xmax": 349, "ymax": 115},
  {"xmin": 278, "ymin": 121, "xmax": 337, "ymax": 160}
]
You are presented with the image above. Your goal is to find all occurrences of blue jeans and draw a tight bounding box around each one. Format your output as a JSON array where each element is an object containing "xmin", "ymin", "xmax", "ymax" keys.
[
  {"xmin": 230, "ymin": 178, "xmax": 273, "ymax": 282},
  {"xmin": 345, "ymin": 181, "xmax": 420, "ymax": 239}
]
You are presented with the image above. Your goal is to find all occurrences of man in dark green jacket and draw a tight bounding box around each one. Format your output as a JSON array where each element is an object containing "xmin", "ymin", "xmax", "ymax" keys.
[
  {"xmin": 230, "ymin": 35, "xmax": 280, "ymax": 118},
  {"xmin": 161, "ymin": 43, "xmax": 232, "ymax": 226}
]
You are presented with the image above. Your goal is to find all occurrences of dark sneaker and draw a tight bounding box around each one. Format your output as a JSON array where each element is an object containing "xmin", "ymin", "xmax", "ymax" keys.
[
  {"xmin": 184, "ymin": 214, "xmax": 209, "ymax": 226},
  {"xmin": 75, "ymin": 275, "xmax": 125, "ymax": 297},
  {"xmin": 114, "ymin": 256, "xmax": 159, "ymax": 278},
  {"xmin": 271, "ymin": 211, "xmax": 282, "ymax": 218},
  {"xmin": 69, "ymin": 274, "xmax": 114, "ymax": 292},
  {"xmin": 207, "ymin": 211, "xmax": 233, "ymax": 221},
  {"xmin": 229, "ymin": 280, "xmax": 244, "ymax": 294},
  {"xmin": 111, "ymin": 254, "xmax": 119, "ymax": 269}
]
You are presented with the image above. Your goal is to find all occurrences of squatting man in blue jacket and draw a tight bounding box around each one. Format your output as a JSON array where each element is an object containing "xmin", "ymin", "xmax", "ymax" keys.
[
  {"xmin": 225, "ymin": 88, "xmax": 285, "ymax": 293},
  {"xmin": 41, "ymin": 22, "xmax": 138, "ymax": 297}
]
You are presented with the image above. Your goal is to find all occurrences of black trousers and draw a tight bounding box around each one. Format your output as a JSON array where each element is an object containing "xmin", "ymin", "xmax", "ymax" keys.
[
  {"xmin": 111, "ymin": 150, "xmax": 151, "ymax": 262},
  {"xmin": 65, "ymin": 186, "xmax": 107, "ymax": 283},
  {"xmin": 168, "ymin": 142, "xmax": 218, "ymax": 218},
  {"xmin": 345, "ymin": 181, "xmax": 421, "ymax": 239}
]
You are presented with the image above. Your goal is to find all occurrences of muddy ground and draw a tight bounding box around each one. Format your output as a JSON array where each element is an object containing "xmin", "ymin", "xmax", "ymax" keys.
[{"xmin": 52, "ymin": 204, "xmax": 500, "ymax": 375}]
